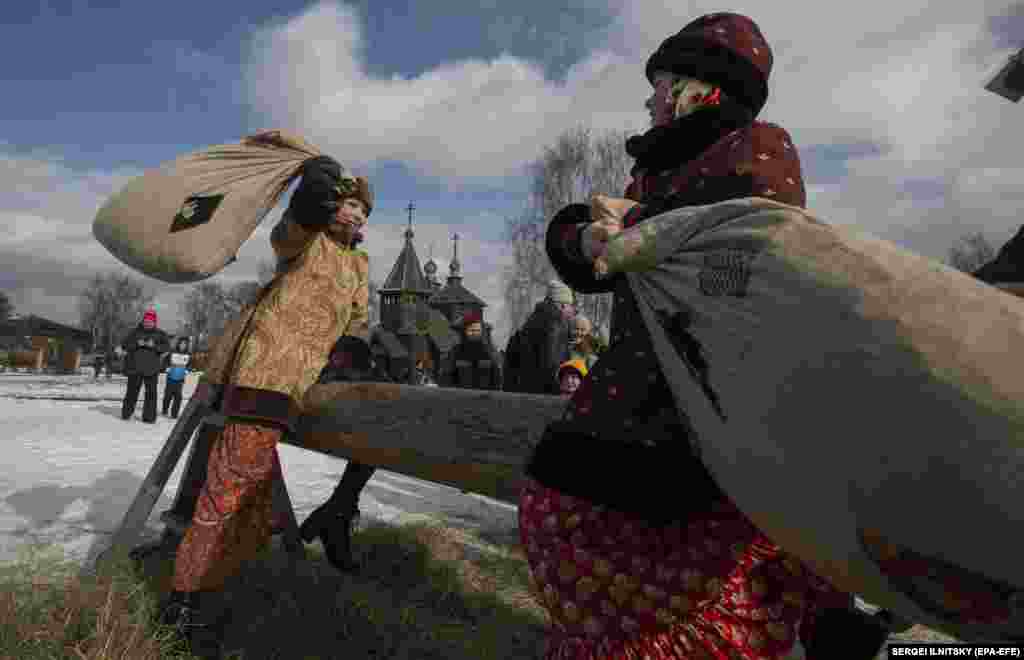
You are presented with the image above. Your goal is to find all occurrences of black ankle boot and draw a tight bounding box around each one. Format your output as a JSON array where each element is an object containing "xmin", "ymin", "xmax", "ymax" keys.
[
  {"xmin": 803, "ymin": 606, "xmax": 891, "ymax": 660},
  {"xmin": 157, "ymin": 590, "xmax": 224, "ymax": 660},
  {"xmin": 299, "ymin": 505, "xmax": 359, "ymax": 573}
]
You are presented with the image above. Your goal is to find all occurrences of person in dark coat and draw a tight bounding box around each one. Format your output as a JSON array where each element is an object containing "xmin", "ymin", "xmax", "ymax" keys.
[
  {"xmin": 120, "ymin": 308, "xmax": 170, "ymax": 423},
  {"xmin": 503, "ymin": 280, "xmax": 575, "ymax": 394},
  {"xmin": 162, "ymin": 337, "xmax": 191, "ymax": 419},
  {"xmin": 299, "ymin": 335, "xmax": 387, "ymax": 573},
  {"xmin": 443, "ymin": 310, "xmax": 503, "ymax": 390},
  {"xmin": 92, "ymin": 353, "xmax": 105, "ymax": 379},
  {"xmin": 519, "ymin": 13, "xmax": 891, "ymax": 659}
]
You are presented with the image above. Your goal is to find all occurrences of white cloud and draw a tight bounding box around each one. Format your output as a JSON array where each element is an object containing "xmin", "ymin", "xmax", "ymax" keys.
[
  {"xmin": 7, "ymin": 0, "xmax": 1024, "ymax": 346},
  {"xmin": 0, "ymin": 148, "xmax": 516, "ymax": 345},
  {"xmin": 243, "ymin": 2, "xmax": 644, "ymax": 181},
  {"xmin": 244, "ymin": 1, "xmax": 1024, "ymax": 263}
]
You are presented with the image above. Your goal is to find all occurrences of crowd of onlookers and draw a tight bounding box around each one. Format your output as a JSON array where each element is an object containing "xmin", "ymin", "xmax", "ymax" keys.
[{"xmin": 502, "ymin": 279, "xmax": 605, "ymax": 399}]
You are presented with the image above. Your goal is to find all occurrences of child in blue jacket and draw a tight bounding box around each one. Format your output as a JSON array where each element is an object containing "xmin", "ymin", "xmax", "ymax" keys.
[{"xmin": 162, "ymin": 338, "xmax": 191, "ymax": 419}]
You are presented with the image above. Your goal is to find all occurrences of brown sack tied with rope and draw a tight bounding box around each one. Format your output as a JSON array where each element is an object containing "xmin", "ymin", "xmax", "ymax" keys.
[{"xmin": 92, "ymin": 130, "xmax": 321, "ymax": 283}]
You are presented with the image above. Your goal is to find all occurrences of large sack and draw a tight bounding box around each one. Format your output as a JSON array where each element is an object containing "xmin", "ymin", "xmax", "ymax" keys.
[
  {"xmin": 601, "ymin": 197, "xmax": 1024, "ymax": 641},
  {"xmin": 93, "ymin": 130, "xmax": 320, "ymax": 283}
]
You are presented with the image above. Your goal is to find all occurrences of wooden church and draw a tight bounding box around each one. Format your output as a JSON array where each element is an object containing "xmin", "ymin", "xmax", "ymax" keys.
[{"xmin": 370, "ymin": 203, "xmax": 498, "ymax": 384}]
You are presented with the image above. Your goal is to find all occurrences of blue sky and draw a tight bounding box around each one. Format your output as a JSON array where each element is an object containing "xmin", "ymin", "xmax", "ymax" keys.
[
  {"xmin": 2, "ymin": 1, "xmax": 1023, "ymax": 344},
  {"xmin": 0, "ymin": 0, "xmax": 611, "ymax": 224}
]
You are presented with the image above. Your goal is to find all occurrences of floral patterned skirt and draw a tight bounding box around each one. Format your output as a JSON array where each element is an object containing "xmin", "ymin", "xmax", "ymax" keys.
[
  {"xmin": 172, "ymin": 421, "xmax": 283, "ymax": 592},
  {"xmin": 519, "ymin": 478, "xmax": 850, "ymax": 659}
]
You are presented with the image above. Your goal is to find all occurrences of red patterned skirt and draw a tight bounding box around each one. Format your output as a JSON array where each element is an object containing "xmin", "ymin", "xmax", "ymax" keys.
[
  {"xmin": 172, "ymin": 421, "xmax": 283, "ymax": 592},
  {"xmin": 519, "ymin": 478, "xmax": 850, "ymax": 659}
]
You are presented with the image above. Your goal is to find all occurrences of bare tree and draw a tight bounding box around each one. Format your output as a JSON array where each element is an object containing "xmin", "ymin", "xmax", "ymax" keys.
[
  {"xmin": 367, "ymin": 279, "xmax": 380, "ymax": 327},
  {"xmin": 502, "ymin": 212, "xmax": 553, "ymax": 337},
  {"xmin": 948, "ymin": 232, "xmax": 996, "ymax": 273},
  {"xmin": 78, "ymin": 272, "xmax": 154, "ymax": 362},
  {"xmin": 180, "ymin": 282, "xmax": 232, "ymax": 351},
  {"xmin": 502, "ymin": 125, "xmax": 633, "ymax": 338},
  {"xmin": 0, "ymin": 291, "xmax": 12, "ymax": 322}
]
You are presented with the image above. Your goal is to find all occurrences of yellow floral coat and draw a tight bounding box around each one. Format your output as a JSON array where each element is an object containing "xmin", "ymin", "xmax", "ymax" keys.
[{"xmin": 201, "ymin": 213, "xmax": 369, "ymax": 430}]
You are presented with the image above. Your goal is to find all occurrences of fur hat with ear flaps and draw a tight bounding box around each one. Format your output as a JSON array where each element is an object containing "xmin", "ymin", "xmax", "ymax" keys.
[{"xmin": 645, "ymin": 12, "xmax": 772, "ymax": 117}]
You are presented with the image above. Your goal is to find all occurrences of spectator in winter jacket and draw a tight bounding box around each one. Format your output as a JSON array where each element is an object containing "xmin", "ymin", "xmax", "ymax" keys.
[
  {"xmin": 521, "ymin": 13, "xmax": 891, "ymax": 660},
  {"xmin": 557, "ymin": 358, "xmax": 587, "ymax": 398},
  {"xmin": 161, "ymin": 155, "xmax": 373, "ymax": 659},
  {"xmin": 567, "ymin": 315, "xmax": 601, "ymax": 372},
  {"xmin": 120, "ymin": 308, "xmax": 170, "ymax": 423},
  {"xmin": 299, "ymin": 335, "xmax": 387, "ymax": 573},
  {"xmin": 162, "ymin": 338, "xmax": 191, "ymax": 419},
  {"xmin": 443, "ymin": 310, "xmax": 502, "ymax": 390},
  {"xmin": 502, "ymin": 280, "xmax": 575, "ymax": 395}
]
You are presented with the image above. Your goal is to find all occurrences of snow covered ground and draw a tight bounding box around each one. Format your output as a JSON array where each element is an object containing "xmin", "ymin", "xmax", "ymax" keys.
[{"xmin": 0, "ymin": 372, "xmax": 519, "ymax": 567}]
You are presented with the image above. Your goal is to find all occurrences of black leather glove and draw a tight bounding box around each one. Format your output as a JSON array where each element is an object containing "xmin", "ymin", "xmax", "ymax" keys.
[{"xmin": 289, "ymin": 155, "xmax": 345, "ymax": 229}]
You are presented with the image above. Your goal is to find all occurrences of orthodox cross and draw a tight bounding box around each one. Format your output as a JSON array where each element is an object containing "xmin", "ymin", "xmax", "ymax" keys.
[
  {"xmin": 406, "ymin": 202, "xmax": 415, "ymax": 230},
  {"xmin": 452, "ymin": 232, "xmax": 460, "ymax": 261}
]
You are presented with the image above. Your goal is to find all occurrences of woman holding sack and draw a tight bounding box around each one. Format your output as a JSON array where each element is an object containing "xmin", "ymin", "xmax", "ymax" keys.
[
  {"xmin": 158, "ymin": 155, "xmax": 373, "ymax": 659},
  {"xmin": 520, "ymin": 13, "xmax": 892, "ymax": 659}
]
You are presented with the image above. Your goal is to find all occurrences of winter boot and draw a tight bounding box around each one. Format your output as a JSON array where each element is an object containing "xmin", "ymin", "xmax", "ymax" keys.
[
  {"xmin": 157, "ymin": 589, "xmax": 225, "ymax": 660},
  {"xmin": 803, "ymin": 606, "xmax": 892, "ymax": 659},
  {"xmin": 299, "ymin": 504, "xmax": 359, "ymax": 573}
]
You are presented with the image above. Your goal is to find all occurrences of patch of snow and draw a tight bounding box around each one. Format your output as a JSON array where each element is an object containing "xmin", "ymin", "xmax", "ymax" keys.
[{"xmin": 0, "ymin": 373, "xmax": 519, "ymax": 567}]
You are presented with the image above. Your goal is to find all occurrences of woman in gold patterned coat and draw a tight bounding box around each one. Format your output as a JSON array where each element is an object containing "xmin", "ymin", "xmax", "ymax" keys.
[{"xmin": 159, "ymin": 155, "xmax": 373, "ymax": 659}]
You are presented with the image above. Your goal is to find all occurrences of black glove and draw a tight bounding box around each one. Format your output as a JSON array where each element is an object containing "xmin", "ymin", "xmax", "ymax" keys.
[
  {"xmin": 550, "ymin": 203, "xmax": 591, "ymax": 263},
  {"xmin": 289, "ymin": 155, "xmax": 344, "ymax": 229}
]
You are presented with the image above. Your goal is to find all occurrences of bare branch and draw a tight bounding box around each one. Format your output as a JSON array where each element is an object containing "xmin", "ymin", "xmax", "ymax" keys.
[
  {"xmin": 501, "ymin": 124, "xmax": 631, "ymax": 338},
  {"xmin": 948, "ymin": 232, "xmax": 996, "ymax": 273}
]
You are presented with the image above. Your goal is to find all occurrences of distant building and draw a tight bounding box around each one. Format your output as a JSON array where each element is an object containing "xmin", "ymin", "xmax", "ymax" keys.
[{"xmin": 0, "ymin": 314, "xmax": 92, "ymax": 372}]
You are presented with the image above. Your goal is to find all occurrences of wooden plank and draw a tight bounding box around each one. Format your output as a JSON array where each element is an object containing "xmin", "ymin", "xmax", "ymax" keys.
[
  {"xmin": 290, "ymin": 383, "xmax": 567, "ymax": 504},
  {"xmin": 162, "ymin": 420, "xmax": 222, "ymax": 531},
  {"xmin": 100, "ymin": 394, "xmax": 208, "ymax": 560},
  {"xmin": 270, "ymin": 457, "xmax": 306, "ymax": 558}
]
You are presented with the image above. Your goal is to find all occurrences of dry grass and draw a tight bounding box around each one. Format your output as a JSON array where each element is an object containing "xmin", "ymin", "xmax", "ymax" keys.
[
  {"xmin": 0, "ymin": 543, "xmax": 191, "ymax": 659},
  {"xmin": 0, "ymin": 520, "xmax": 965, "ymax": 660},
  {"xmin": 0, "ymin": 519, "xmax": 548, "ymax": 660}
]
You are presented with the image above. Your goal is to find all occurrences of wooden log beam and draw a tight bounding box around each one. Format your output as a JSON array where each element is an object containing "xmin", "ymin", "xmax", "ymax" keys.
[{"xmin": 289, "ymin": 383, "xmax": 567, "ymax": 504}]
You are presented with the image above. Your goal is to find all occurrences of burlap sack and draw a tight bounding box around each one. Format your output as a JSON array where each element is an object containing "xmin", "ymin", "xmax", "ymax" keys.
[
  {"xmin": 603, "ymin": 197, "xmax": 1024, "ymax": 640},
  {"xmin": 93, "ymin": 130, "xmax": 321, "ymax": 283}
]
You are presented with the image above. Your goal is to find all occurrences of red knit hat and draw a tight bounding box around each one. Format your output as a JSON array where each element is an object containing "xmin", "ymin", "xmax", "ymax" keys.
[
  {"xmin": 460, "ymin": 309, "xmax": 482, "ymax": 327},
  {"xmin": 143, "ymin": 308, "xmax": 157, "ymax": 324},
  {"xmin": 645, "ymin": 13, "xmax": 772, "ymax": 117}
]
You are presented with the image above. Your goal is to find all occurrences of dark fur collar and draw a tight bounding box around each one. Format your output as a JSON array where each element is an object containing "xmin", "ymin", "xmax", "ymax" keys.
[{"xmin": 625, "ymin": 100, "xmax": 754, "ymax": 176}]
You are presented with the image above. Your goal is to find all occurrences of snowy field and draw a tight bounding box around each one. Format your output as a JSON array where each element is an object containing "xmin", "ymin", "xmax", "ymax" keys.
[{"xmin": 0, "ymin": 372, "xmax": 520, "ymax": 567}]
